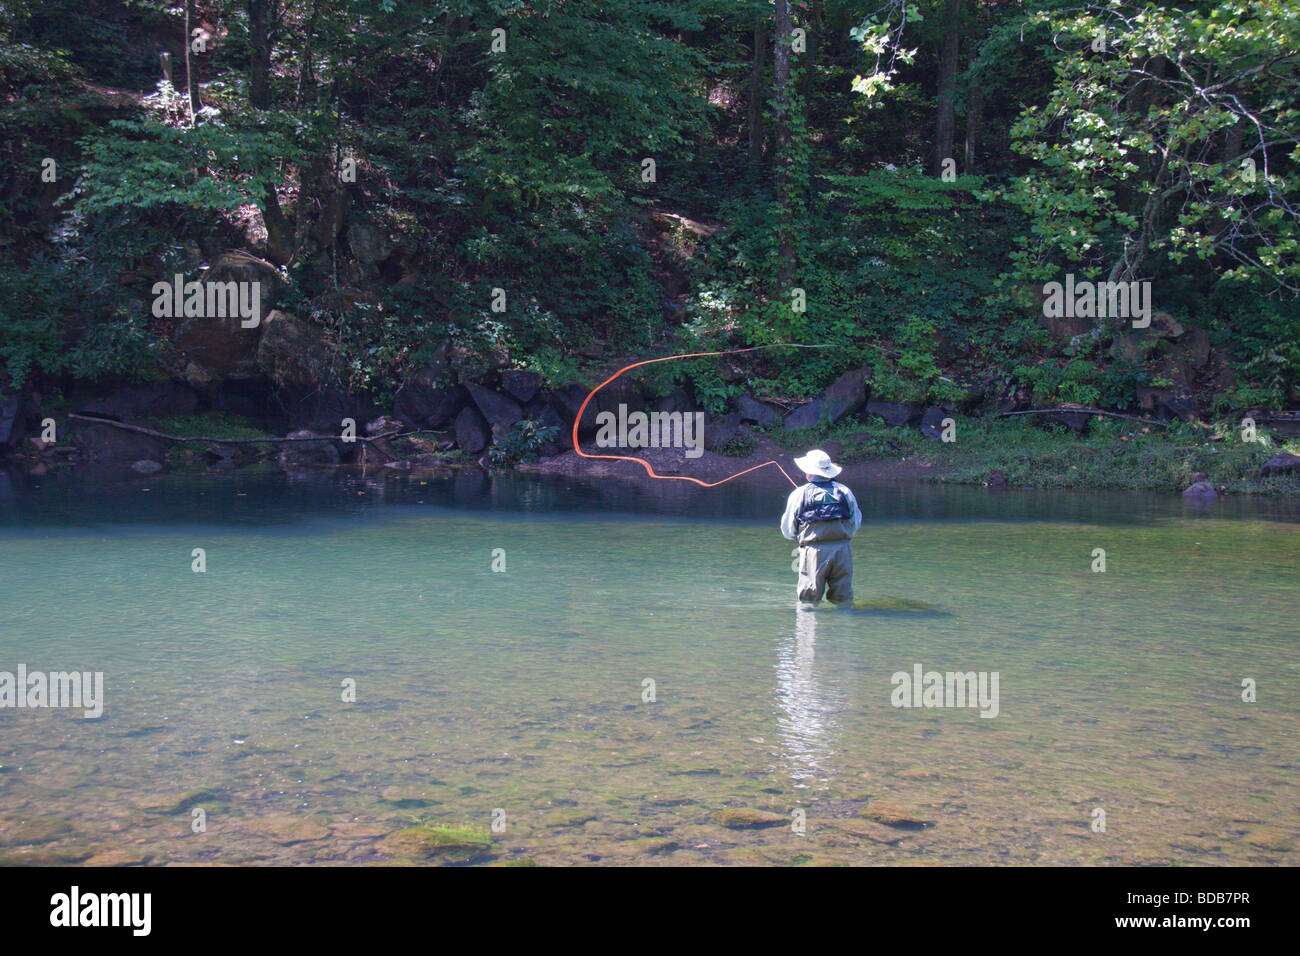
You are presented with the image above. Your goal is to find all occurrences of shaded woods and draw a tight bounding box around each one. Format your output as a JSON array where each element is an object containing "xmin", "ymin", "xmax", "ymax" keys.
[{"xmin": 1, "ymin": 0, "xmax": 1298, "ymax": 485}]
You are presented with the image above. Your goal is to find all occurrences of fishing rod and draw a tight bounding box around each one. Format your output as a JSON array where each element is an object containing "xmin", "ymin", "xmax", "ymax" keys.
[{"xmin": 570, "ymin": 344, "xmax": 837, "ymax": 488}]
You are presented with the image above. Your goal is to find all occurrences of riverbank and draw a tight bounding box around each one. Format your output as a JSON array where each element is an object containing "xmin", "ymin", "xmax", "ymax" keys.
[
  {"xmin": 10, "ymin": 405, "xmax": 1299, "ymax": 498},
  {"xmin": 528, "ymin": 415, "xmax": 1300, "ymax": 497}
]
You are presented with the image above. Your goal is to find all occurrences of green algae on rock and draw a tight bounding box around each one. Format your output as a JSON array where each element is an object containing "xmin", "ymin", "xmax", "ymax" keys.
[
  {"xmin": 0, "ymin": 815, "xmax": 73, "ymax": 844},
  {"xmin": 375, "ymin": 824, "xmax": 494, "ymax": 864},
  {"xmin": 713, "ymin": 808, "xmax": 787, "ymax": 830}
]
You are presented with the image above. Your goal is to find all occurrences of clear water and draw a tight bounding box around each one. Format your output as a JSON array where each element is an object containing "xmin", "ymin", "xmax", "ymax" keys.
[{"xmin": 0, "ymin": 466, "xmax": 1296, "ymax": 865}]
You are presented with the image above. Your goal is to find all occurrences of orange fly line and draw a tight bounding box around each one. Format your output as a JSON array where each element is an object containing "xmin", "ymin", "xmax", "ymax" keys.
[{"xmin": 570, "ymin": 345, "xmax": 832, "ymax": 488}]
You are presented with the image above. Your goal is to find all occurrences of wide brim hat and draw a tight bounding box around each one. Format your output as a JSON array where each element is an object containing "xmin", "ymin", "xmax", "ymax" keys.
[{"xmin": 793, "ymin": 449, "xmax": 841, "ymax": 479}]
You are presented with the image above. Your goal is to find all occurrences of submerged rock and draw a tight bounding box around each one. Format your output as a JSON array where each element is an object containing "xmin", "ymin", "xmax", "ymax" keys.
[
  {"xmin": 712, "ymin": 808, "xmax": 786, "ymax": 830},
  {"xmin": 243, "ymin": 816, "xmax": 330, "ymax": 845},
  {"xmin": 0, "ymin": 815, "xmax": 72, "ymax": 845},
  {"xmin": 375, "ymin": 824, "xmax": 493, "ymax": 863},
  {"xmin": 858, "ymin": 800, "xmax": 933, "ymax": 829}
]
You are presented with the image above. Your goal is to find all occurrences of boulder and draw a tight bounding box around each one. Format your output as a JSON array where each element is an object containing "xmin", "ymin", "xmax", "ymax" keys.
[
  {"xmin": 183, "ymin": 361, "xmax": 218, "ymax": 393},
  {"xmin": 919, "ymin": 406, "xmax": 951, "ymax": 440},
  {"xmin": 465, "ymin": 382, "xmax": 523, "ymax": 427},
  {"xmin": 346, "ymin": 220, "xmax": 397, "ymax": 267},
  {"xmin": 783, "ymin": 367, "xmax": 869, "ymax": 430},
  {"xmin": 1046, "ymin": 407, "xmax": 1090, "ymax": 434},
  {"xmin": 276, "ymin": 430, "xmax": 340, "ymax": 467},
  {"xmin": 131, "ymin": 459, "xmax": 164, "ymax": 475},
  {"xmin": 79, "ymin": 383, "xmax": 198, "ymax": 423},
  {"xmin": 866, "ymin": 400, "xmax": 923, "ymax": 427},
  {"xmin": 1136, "ymin": 386, "xmax": 1199, "ymax": 422},
  {"xmin": 657, "ymin": 388, "xmax": 694, "ymax": 415},
  {"xmin": 1182, "ymin": 480, "xmax": 1217, "ymax": 500},
  {"xmin": 1147, "ymin": 311, "xmax": 1185, "ymax": 339},
  {"xmin": 1041, "ymin": 312, "xmax": 1093, "ymax": 343},
  {"xmin": 549, "ymin": 382, "xmax": 606, "ymax": 434},
  {"xmin": 737, "ymin": 393, "xmax": 781, "ymax": 427},
  {"xmin": 276, "ymin": 384, "xmax": 378, "ymax": 436},
  {"xmin": 1258, "ymin": 453, "xmax": 1300, "ymax": 478},
  {"xmin": 501, "ymin": 370, "xmax": 542, "ymax": 404},
  {"xmin": 702, "ymin": 412, "xmax": 742, "ymax": 451},
  {"xmin": 1183, "ymin": 328, "xmax": 1211, "ymax": 368},
  {"xmin": 394, "ymin": 374, "xmax": 464, "ymax": 429},
  {"xmin": 171, "ymin": 251, "xmax": 281, "ymax": 378},
  {"xmin": 549, "ymin": 383, "xmax": 588, "ymax": 425},
  {"xmin": 454, "ymin": 406, "xmax": 489, "ymax": 454},
  {"xmin": 72, "ymin": 423, "xmax": 169, "ymax": 464},
  {"xmin": 256, "ymin": 311, "xmax": 332, "ymax": 388}
]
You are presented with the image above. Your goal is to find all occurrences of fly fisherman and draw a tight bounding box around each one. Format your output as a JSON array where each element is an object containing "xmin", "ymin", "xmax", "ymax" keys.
[{"xmin": 780, "ymin": 449, "xmax": 862, "ymax": 608}]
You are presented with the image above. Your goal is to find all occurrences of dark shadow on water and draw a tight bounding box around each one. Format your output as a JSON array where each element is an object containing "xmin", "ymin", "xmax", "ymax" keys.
[
  {"xmin": 840, "ymin": 597, "xmax": 953, "ymax": 618},
  {"xmin": 2, "ymin": 464, "xmax": 1299, "ymax": 528}
]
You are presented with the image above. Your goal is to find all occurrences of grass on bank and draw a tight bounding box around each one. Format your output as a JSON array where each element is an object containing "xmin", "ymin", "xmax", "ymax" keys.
[{"xmin": 770, "ymin": 416, "xmax": 1300, "ymax": 495}]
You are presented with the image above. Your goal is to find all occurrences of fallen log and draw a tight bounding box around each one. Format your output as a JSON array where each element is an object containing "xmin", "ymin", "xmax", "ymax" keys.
[
  {"xmin": 990, "ymin": 407, "xmax": 1170, "ymax": 428},
  {"xmin": 68, "ymin": 413, "xmax": 415, "ymax": 444}
]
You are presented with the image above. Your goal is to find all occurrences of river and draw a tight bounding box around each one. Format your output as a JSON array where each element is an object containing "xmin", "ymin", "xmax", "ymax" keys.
[{"xmin": 0, "ymin": 466, "xmax": 1296, "ymax": 865}]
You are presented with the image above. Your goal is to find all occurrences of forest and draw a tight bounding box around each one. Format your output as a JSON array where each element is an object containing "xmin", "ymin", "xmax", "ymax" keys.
[{"xmin": 1, "ymin": 0, "xmax": 1298, "ymax": 491}]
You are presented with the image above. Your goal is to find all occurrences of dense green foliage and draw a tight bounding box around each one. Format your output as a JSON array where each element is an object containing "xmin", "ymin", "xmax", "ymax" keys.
[{"xmin": 1, "ymin": 0, "xmax": 1297, "ymax": 416}]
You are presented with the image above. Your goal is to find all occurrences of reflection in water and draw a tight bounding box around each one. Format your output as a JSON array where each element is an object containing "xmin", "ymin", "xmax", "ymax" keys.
[{"xmin": 773, "ymin": 607, "xmax": 839, "ymax": 787}]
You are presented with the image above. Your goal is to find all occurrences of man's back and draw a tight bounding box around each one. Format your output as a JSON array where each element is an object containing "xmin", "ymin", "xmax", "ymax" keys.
[{"xmin": 781, "ymin": 479, "xmax": 862, "ymax": 545}]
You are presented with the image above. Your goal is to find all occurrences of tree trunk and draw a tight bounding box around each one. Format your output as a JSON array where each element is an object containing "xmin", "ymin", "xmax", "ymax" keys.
[
  {"xmin": 747, "ymin": 17, "xmax": 767, "ymax": 169},
  {"xmin": 249, "ymin": 0, "xmax": 274, "ymax": 109},
  {"xmin": 933, "ymin": 0, "xmax": 962, "ymax": 176},
  {"xmin": 963, "ymin": 78, "xmax": 982, "ymax": 173},
  {"xmin": 184, "ymin": 0, "xmax": 198, "ymax": 125},
  {"xmin": 262, "ymin": 183, "xmax": 293, "ymax": 265},
  {"xmin": 773, "ymin": 0, "xmax": 794, "ymax": 285}
]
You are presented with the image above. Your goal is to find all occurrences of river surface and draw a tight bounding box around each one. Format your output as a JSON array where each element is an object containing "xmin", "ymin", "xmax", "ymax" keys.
[{"xmin": 0, "ymin": 466, "xmax": 1296, "ymax": 865}]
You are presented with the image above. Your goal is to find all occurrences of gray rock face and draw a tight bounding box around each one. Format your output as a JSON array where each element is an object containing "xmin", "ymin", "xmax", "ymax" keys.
[
  {"xmin": 73, "ymin": 424, "xmax": 170, "ymax": 464},
  {"xmin": 866, "ymin": 400, "xmax": 923, "ymax": 427},
  {"xmin": 702, "ymin": 412, "xmax": 742, "ymax": 450},
  {"xmin": 783, "ymin": 368, "xmax": 869, "ymax": 430},
  {"xmin": 454, "ymin": 406, "xmax": 489, "ymax": 454},
  {"xmin": 346, "ymin": 221, "xmax": 397, "ymax": 266},
  {"xmin": 256, "ymin": 311, "xmax": 331, "ymax": 388},
  {"xmin": 501, "ymin": 370, "xmax": 542, "ymax": 404},
  {"xmin": 465, "ymin": 382, "xmax": 523, "ymax": 427},
  {"xmin": 277, "ymin": 430, "xmax": 341, "ymax": 467},
  {"xmin": 171, "ymin": 250, "xmax": 281, "ymax": 379},
  {"xmin": 919, "ymin": 406, "xmax": 951, "ymax": 440},
  {"xmin": 79, "ymin": 383, "xmax": 198, "ymax": 423},
  {"xmin": 656, "ymin": 388, "xmax": 694, "ymax": 415},
  {"xmin": 0, "ymin": 395, "xmax": 25, "ymax": 449},
  {"xmin": 395, "ymin": 377, "xmax": 464, "ymax": 429},
  {"xmin": 737, "ymin": 393, "xmax": 780, "ymax": 426}
]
